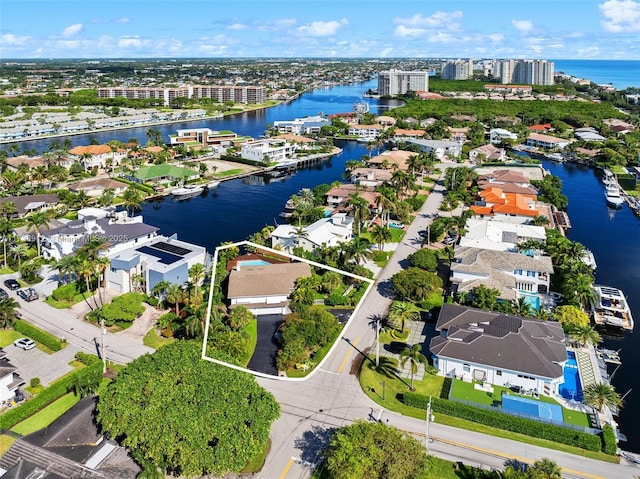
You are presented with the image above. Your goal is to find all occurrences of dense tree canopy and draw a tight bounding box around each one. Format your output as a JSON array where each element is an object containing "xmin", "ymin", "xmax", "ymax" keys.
[
  {"xmin": 97, "ymin": 341, "xmax": 280, "ymax": 477},
  {"xmin": 323, "ymin": 420, "xmax": 431, "ymax": 479},
  {"xmin": 391, "ymin": 267, "xmax": 442, "ymax": 301},
  {"xmin": 408, "ymin": 248, "xmax": 439, "ymax": 272},
  {"xmin": 552, "ymin": 305, "xmax": 590, "ymax": 330}
]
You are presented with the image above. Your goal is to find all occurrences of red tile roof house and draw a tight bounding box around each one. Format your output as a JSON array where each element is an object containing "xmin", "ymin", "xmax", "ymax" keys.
[{"xmin": 227, "ymin": 262, "xmax": 312, "ymax": 316}]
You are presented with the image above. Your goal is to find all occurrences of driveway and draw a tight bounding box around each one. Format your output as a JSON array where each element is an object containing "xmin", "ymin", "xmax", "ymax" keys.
[
  {"xmin": 6, "ymin": 342, "xmax": 80, "ymax": 387},
  {"xmin": 247, "ymin": 314, "xmax": 282, "ymax": 376}
]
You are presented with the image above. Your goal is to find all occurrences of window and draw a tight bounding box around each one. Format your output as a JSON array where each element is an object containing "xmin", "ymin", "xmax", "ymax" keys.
[
  {"xmin": 496, "ymin": 370, "xmax": 502, "ymax": 376},
  {"xmin": 463, "ymin": 363, "xmax": 470, "ymax": 373}
]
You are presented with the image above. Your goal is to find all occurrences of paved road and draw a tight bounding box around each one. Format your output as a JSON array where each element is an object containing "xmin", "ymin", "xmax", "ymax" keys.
[{"xmin": 255, "ymin": 169, "xmax": 640, "ymax": 479}]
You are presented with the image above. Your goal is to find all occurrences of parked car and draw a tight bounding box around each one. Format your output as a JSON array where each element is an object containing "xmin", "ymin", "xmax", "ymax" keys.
[
  {"xmin": 14, "ymin": 338, "xmax": 35, "ymax": 350},
  {"xmin": 0, "ymin": 288, "xmax": 8, "ymax": 300},
  {"xmin": 17, "ymin": 288, "xmax": 39, "ymax": 302},
  {"xmin": 4, "ymin": 279, "xmax": 20, "ymax": 291}
]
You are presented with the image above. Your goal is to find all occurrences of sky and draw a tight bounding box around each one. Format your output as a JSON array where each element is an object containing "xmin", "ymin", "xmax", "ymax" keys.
[{"xmin": 1, "ymin": 0, "xmax": 640, "ymax": 59}]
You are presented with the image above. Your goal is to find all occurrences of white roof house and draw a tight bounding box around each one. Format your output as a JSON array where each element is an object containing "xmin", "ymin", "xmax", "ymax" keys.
[
  {"xmin": 240, "ymin": 139, "xmax": 297, "ymax": 165},
  {"xmin": 490, "ymin": 128, "xmax": 519, "ymax": 144},
  {"xmin": 458, "ymin": 219, "xmax": 546, "ymax": 252},
  {"xmin": 405, "ymin": 139, "xmax": 462, "ymax": 160},
  {"xmin": 270, "ymin": 213, "xmax": 354, "ymax": 252},
  {"xmin": 273, "ymin": 115, "xmax": 330, "ymax": 135}
]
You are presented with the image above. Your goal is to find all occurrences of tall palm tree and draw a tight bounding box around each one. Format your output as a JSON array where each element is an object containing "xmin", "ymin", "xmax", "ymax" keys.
[
  {"xmin": 583, "ymin": 382, "xmax": 623, "ymax": 413},
  {"xmin": 188, "ymin": 263, "xmax": 206, "ymax": 298},
  {"xmin": 343, "ymin": 236, "xmax": 373, "ymax": 266},
  {"xmin": 25, "ymin": 212, "xmax": 51, "ymax": 257},
  {"xmin": 75, "ymin": 259, "xmax": 96, "ymax": 310},
  {"xmin": 55, "ymin": 255, "xmax": 78, "ymax": 286},
  {"xmin": 123, "ymin": 186, "xmax": 144, "ymax": 217},
  {"xmin": 0, "ymin": 218, "xmax": 14, "ymax": 269},
  {"xmin": 0, "ymin": 297, "xmax": 19, "ymax": 329},
  {"xmin": 370, "ymin": 225, "xmax": 392, "ymax": 251},
  {"xmin": 166, "ymin": 283, "xmax": 184, "ymax": 316},
  {"xmin": 291, "ymin": 225, "xmax": 309, "ymax": 251},
  {"xmin": 151, "ymin": 280, "xmax": 171, "ymax": 303},
  {"xmin": 388, "ymin": 300, "xmax": 421, "ymax": 334},
  {"xmin": 568, "ymin": 325, "xmax": 602, "ymax": 346},
  {"xmin": 399, "ymin": 344, "xmax": 428, "ymax": 391},
  {"xmin": 9, "ymin": 243, "xmax": 28, "ymax": 270},
  {"xmin": 347, "ymin": 193, "xmax": 369, "ymax": 235}
]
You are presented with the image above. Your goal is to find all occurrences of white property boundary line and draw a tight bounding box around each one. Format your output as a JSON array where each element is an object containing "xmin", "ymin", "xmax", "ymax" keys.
[{"xmin": 201, "ymin": 240, "xmax": 375, "ymax": 381}]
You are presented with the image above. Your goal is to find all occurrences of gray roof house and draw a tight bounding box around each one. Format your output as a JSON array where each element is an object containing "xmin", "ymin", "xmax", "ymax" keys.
[
  {"xmin": 450, "ymin": 246, "xmax": 554, "ymax": 300},
  {"xmin": 430, "ymin": 304, "xmax": 567, "ymax": 394},
  {"xmin": 0, "ymin": 194, "xmax": 59, "ymax": 217}
]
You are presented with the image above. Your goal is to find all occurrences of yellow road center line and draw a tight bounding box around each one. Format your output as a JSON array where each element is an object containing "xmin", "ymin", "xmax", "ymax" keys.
[
  {"xmin": 435, "ymin": 437, "xmax": 606, "ymax": 479},
  {"xmin": 278, "ymin": 457, "xmax": 295, "ymax": 479},
  {"xmin": 337, "ymin": 337, "xmax": 360, "ymax": 374}
]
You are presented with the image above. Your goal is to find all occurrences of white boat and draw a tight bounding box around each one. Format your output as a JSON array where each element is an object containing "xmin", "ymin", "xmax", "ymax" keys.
[
  {"xmin": 207, "ymin": 181, "xmax": 220, "ymax": 189},
  {"xmin": 604, "ymin": 185, "xmax": 624, "ymax": 208},
  {"xmin": 581, "ymin": 249, "xmax": 597, "ymax": 270},
  {"xmin": 546, "ymin": 152, "xmax": 564, "ymax": 162},
  {"xmin": 171, "ymin": 184, "xmax": 204, "ymax": 198},
  {"xmin": 591, "ymin": 285, "xmax": 634, "ymax": 331}
]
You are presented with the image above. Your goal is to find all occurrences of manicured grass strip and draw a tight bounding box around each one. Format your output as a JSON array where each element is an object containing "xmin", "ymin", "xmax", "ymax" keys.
[
  {"xmin": 215, "ymin": 168, "xmax": 245, "ymax": 178},
  {"xmin": 10, "ymin": 393, "xmax": 80, "ymax": 436},
  {"xmin": 44, "ymin": 292, "xmax": 87, "ymax": 309},
  {"xmin": 143, "ymin": 328, "xmax": 176, "ymax": 349},
  {"xmin": 240, "ymin": 319, "xmax": 258, "ymax": 367},
  {"xmin": 0, "ymin": 330, "xmax": 24, "ymax": 348},
  {"xmin": 0, "ymin": 435, "xmax": 16, "ymax": 456}
]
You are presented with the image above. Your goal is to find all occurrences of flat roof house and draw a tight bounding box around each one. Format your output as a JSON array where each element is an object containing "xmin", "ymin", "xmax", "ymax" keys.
[
  {"xmin": 227, "ymin": 261, "xmax": 312, "ymax": 316},
  {"xmin": 270, "ymin": 213, "xmax": 354, "ymax": 252},
  {"xmin": 526, "ymin": 133, "xmax": 571, "ymax": 150},
  {"xmin": 405, "ymin": 139, "xmax": 462, "ymax": 160},
  {"xmin": 430, "ymin": 304, "xmax": 566, "ymax": 396}
]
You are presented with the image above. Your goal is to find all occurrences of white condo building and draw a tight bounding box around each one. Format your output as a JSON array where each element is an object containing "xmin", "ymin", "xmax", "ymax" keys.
[
  {"xmin": 377, "ymin": 69, "xmax": 429, "ymax": 96},
  {"xmin": 441, "ymin": 60, "xmax": 474, "ymax": 80},
  {"xmin": 494, "ymin": 60, "xmax": 554, "ymax": 86}
]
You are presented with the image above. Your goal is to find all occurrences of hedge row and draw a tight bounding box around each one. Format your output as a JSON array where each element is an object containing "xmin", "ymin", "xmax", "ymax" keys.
[
  {"xmin": 403, "ymin": 392, "xmax": 603, "ymax": 453},
  {"xmin": 115, "ymin": 177, "xmax": 155, "ymax": 194},
  {"xmin": 219, "ymin": 154, "xmax": 265, "ymax": 167},
  {"xmin": 601, "ymin": 424, "xmax": 618, "ymax": 455},
  {"xmin": 14, "ymin": 319, "xmax": 63, "ymax": 352},
  {"xmin": 0, "ymin": 362, "xmax": 103, "ymax": 430},
  {"xmin": 74, "ymin": 351, "xmax": 102, "ymax": 366}
]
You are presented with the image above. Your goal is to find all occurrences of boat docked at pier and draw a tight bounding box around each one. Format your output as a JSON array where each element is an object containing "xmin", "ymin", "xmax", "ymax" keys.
[
  {"xmin": 171, "ymin": 184, "xmax": 204, "ymax": 199},
  {"xmin": 604, "ymin": 185, "xmax": 625, "ymax": 208},
  {"xmin": 546, "ymin": 152, "xmax": 564, "ymax": 162},
  {"xmin": 591, "ymin": 285, "xmax": 634, "ymax": 331},
  {"xmin": 207, "ymin": 181, "xmax": 220, "ymax": 189}
]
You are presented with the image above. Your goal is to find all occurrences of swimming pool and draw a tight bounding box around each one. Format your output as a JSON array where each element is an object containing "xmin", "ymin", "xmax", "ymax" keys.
[
  {"xmin": 559, "ymin": 350, "xmax": 583, "ymax": 401},
  {"xmin": 238, "ymin": 259, "xmax": 270, "ymax": 267},
  {"xmin": 518, "ymin": 291, "xmax": 541, "ymax": 310}
]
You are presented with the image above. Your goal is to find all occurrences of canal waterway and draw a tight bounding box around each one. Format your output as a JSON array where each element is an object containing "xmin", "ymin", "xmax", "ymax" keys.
[{"xmin": 4, "ymin": 79, "xmax": 640, "ymax": 451}]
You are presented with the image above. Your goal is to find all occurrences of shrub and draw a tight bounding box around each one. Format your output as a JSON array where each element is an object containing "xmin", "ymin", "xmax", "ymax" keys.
[
  {"xmin": 51, "ymin": 282, "xmax": 81, "ymax": 302},
  {"xmin": 408, "ymin": 249, "xmax": 439, "ymax": 272},
  {"xmin": 144, "ymin": 295, "xmax": 159, "ymax": 307},
  {"xmin": 403, "ymin": 392, "xmax": 602, "ymax": 452},
  {"xmin": 88, "ymin": 292, "xmax": 145, "ymax": 326},
  {"xmin": 601, "ymin": 424, "xmax": 618, "ymax": 455},
  {"xmin": 74, "ymin": 351, "xmax": 101, "ymax": 366},
  {"xmin": 29, "ymin": 377, "xmax": 40, "ymax": 388},
  {"xmin": 14, "ymin": 319, "xmax": 62, "ymax": 352},
  {"xmin": 404, "ymin": 195, "xmax": 426, "ymax": 211},
  {"xmin": 326, "ymin": 289, "xmax": 349, "ymax": 306}
]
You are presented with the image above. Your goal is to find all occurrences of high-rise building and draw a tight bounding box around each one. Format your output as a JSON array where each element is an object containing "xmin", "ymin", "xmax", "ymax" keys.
[
  {"xmin": 494, "ymin": 59, "xmax": 554, "ymax": 86},
  {"xmin": 97, "ymin": 85, "xmax": 266, "ymax": 106},
  {"xmin": 378, "ymin": 69, "xmax": 429, "ymax": 96},
  {"xmin": 441, "ymin": 59, "xmax": 474, "ymax": 80}
]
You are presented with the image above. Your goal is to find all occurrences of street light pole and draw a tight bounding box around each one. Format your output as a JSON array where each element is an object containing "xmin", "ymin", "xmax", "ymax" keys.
[
  {"xmin": 425, "ymin": 396, "xmax": 433, "ymax": 453},
  {"xmin": 100, "ymin": 316, "xmax": 107, "ymax": 374},
  {"xmin": 375, "ymin": 318, "xmax": 380, "ymax": 367}
]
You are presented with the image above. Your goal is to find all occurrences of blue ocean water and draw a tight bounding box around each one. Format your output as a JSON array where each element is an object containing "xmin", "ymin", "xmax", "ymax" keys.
[{"xmin": 552, "ymin": 59, "xmax": 640, "ymax": 90}]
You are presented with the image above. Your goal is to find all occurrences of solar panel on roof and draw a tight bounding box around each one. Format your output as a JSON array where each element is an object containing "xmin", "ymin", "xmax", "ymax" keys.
[
  {"xmin": 149, "ymin": 242, "xmax": 191, "ymax": 257},
  {"xmin": 502, "ymin": 231, "xmax": 518, "ymax": 244}
]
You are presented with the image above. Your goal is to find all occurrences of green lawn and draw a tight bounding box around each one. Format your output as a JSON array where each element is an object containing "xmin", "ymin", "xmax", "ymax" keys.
[
  {"xmin": 0, "ymin": 435, "xmax": 16, "ymax": 456},
  {"xmin": 450, "ymin": 380, "xmax": 590, "ymax": 428},
  {"xmin": 0, "ymin": 267, "xmax": 14, "ymax": 274},
  {"xmin": 44, "ymin": 292, "xmax": 88, "ymax": 309},
  {"xmin": 143, "ymin": 328, "xmax": 175, "ymax": 349},
  {"xmin": 359, "ymin": 354, "xmax": 615, "ymax": 462},
  {"xmin": 0, "ymin": 330, "xmax": 24, "ymax": 348},
  {"xmin": 10, "ymin": 393, "xmax": 80, "ymax": 436},
  {"xmin": 240, "ymin": 319, "xmax": 258, "ymax": 366},
  {"xmin": 215, "ymin": 168, "xmax": 245, "ymax": 178}
]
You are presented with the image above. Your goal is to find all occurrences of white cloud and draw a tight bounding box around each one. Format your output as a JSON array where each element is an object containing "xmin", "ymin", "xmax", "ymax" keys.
[
  {"xmin": 578, "ymin": 46, "xmax": 601, "ymax": 57},
  {"xmin": 62, "ymin": 23, "xmax": 83, "ymax": 37},
  {"xmin": 486, "ymin": 33, "xmax": 504, "ymax": 43},
  {"xmin": 566, "ymin": 31, "xmax": 585, "ymax": 38},
  {"xmin": 394, "ymin": 11, "xmax": 463, "ymax": 29},
  {"xmin": 1, "ymin": 33, "xmax": 31, "ymax": 46},
  {"xmin": 297, "ymin": 18, "xmax": 348, "ymax": 37},
  {"xmin": 228, "ymin": 23, "xmax": 248, "ymax": 31},
  {"xmin": 394, "ymin": 25, "xmax": 426, "ymax": 38},
  {"xmin": 512, "ymin": 20, "xmax": 533, "ymax": 34},
  {"xmin": 599, "ymin": 0, "xmax": 640, "ymax": 32},
  {"xmin": 118, "ymin": 36, "xmax": 145, "ymax": 48},
  {"xmin": 379, "ymin": 47, "xmax": 393, "ymax": 57},
  {"xmin": 116, "ymin": 17, "xmax": 130, "ymax": 24}
]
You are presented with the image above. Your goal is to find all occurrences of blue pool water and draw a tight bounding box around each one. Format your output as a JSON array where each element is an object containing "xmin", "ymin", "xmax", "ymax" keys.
[
  {"xmin": 238, "ymin": 260, "xmax": 270, "ymax": 267},
  {"xmin": 518, "ymin": 291, "xmax": 541, "ymax": 310},
  {"xmin": 559, "ymin": 351, "xmax": 584, "ymax": 401},
  {"xmin": 502, "ymin": 394, "xmax": 564, "ymax": 423}
]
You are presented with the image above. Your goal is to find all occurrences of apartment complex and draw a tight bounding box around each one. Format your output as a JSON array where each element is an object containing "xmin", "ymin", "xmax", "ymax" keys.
[
  {"xmin": 441, "ymin": 59, "xmax": 474, "ymax": 80},
  {"xmin": 377, "ymin": 69, "xmax": 429, "ymax": 96},
  {"xmin": 493, "ymin": 60, "xmax": 555, "ymax": 86},
  {"xmin": 98, "ymin": 84, "xmax": 266, "ymax": 106}
]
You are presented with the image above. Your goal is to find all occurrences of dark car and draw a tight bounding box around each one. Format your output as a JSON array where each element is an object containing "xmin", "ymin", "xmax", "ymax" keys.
[
  {"xmin": 17, "ymin": 288, "xmax": 39, "ymax": 302},
  {"xmin": 4, "ymin": 279, "xmax": 20, "ymax": 291},
  {"xmin": 0, "ymin": 288, "xmax": 8, "ymax": 300}
]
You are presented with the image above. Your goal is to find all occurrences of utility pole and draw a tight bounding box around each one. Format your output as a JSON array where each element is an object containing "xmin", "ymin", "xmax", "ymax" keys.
[
  {"xmin": 375, "ymin": 317, "xmax": 380, "ymax": 367},
  {"xmin": 100, "ymin": 316, "xmax": 107, "ymax": 374},
  {"xmin": 425, "ymin": 396, "xmax": 433, "ymax": 453}
]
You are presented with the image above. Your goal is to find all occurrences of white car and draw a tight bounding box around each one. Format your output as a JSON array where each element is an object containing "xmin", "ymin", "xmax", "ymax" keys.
[{"xmin": 14, "ymin": 338, "xmax": 36, "ymax": 350}]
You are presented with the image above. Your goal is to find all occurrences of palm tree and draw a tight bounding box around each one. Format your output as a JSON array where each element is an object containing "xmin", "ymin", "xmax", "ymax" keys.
[
  {"xmin": 0, "ymin": 218, "xmax": 14, "ymax": 269},
  {"xmin": 75, "ymin": 259, "xmax": 96, "ymax": 310},
  {"xmin": 529, "ymin": 458, "xmax": 562, "ymax": 479},
  {"xmin": 399, "ymin": 344, "xmax": 428, "ymax": 391},
  {"xmin": 512, "ymin": 297, "xmax": 533, "ymax": 317},
  {"xmin": 370, "ymin": 225, "xmax": 392, "ymax": 251},
  {"xmin": 188, "ymin": 263, "xmax": 206, "ymax": 298},
  {"xmin": 347, "ymin": 193, "xmax": 369, "ymax": 235},
  {"xmin": 0, "ymin": 297, "xmax": 19, "ymax": 329},
  {"xmin": 291, "ymin": 225, "xmax": 309, "ymax": 250},
  {"xmin": 123, "ymin": 186, "xmax": 144, "ymax": 217},
  {"xmin": 25, "ymin": 212, "xmax": 51, "ymax": 257},
  {"xmin": 9, "ymin": 243, "xmax": 28, "ymax": 270},
  {"xmin": 342, "ymin": 236, "xmax": 373, "ymax": 266},
  {"xmin": 583, "ymin": 382, "xmax": 623, "ymax": 413},
  {"xmin": 151, "ymin": 280, "xmax": 171, "ymax": 303},
  {"xmin": 55, "ymin": 255, "xmax": 78, "ymax": 285},
  {"xmin": 166, "ymin": 283, "xmax": 184, "ymax": 316},
  {"xmin": 568, "ymin": 325, "xmax": 602, "ymax": 346},
  {"xmin": 388, "ymin": 300, "xmax": 421, "ymax": 334}
]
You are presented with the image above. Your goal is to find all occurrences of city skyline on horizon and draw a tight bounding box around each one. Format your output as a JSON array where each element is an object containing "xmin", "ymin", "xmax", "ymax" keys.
[{"xmin": 2, "ymin": 0, "xmax": 640, "ymax": 60}]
